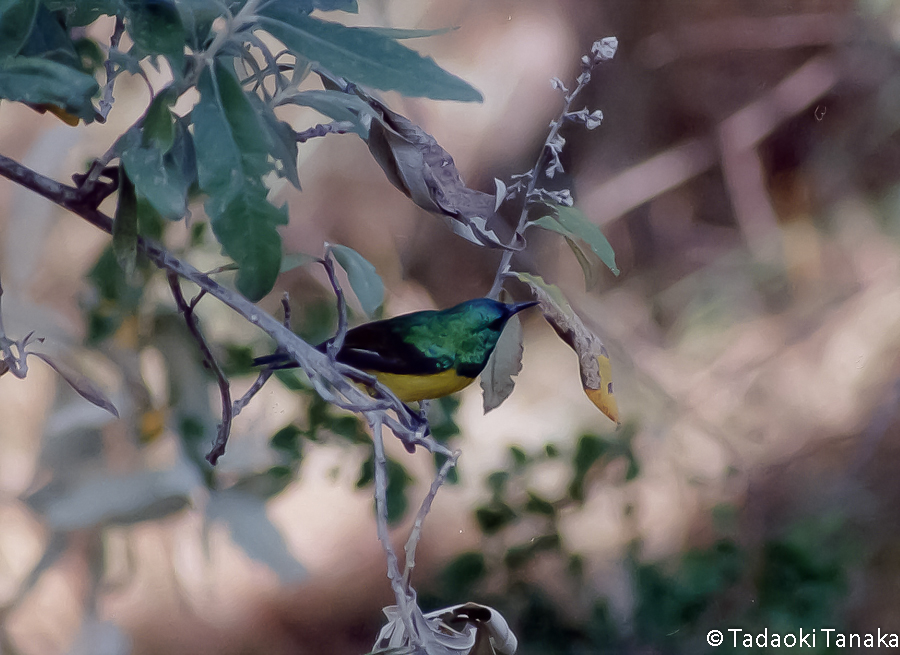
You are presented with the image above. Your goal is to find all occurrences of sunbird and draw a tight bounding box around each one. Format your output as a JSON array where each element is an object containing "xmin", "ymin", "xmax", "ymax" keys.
[{"xmin": 254, "ymin": 298, "xmax": 539, "ymax": 402}]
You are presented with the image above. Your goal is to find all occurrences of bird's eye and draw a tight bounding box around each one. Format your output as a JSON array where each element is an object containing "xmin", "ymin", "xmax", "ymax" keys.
[{"xmin": 488, "ymin": 317, "xmax": 504, "ymax": 330}]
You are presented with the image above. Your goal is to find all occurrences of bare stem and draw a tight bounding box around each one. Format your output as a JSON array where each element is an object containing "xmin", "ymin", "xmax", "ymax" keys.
[
  {"xmin": 0, "ymin": 152, "xmax": 419, "ymax": 461},
  {"xmin": 402, "ymin": 449, "xmax": 460, "ymax": 590},
  {"xmin": 97, "ymin": 16, "xmax": 125, "ymax": 121},
  {"xmin": 167, "ymin": 272, "xmax": 234, "ymax": 464},
  {"xmin": 369, "ymin": 413, "xmax": 419, "ymax": 647},
  {"xmin": 488, "ymin": 38, "xmax": 617, "ymax": 298}
]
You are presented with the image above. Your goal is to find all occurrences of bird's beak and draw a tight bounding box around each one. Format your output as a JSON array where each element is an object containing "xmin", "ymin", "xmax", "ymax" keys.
[{"xmin": 509, "ymin": 300, "xmax": 540, "ymax": 315}]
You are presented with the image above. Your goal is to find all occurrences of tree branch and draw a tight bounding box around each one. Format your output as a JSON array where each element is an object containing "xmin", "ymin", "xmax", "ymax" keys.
[
  {"xmin": 0, "ymin": 152, "xmax": 424, "ymax": 460},
  {"xmin": 167, "ymin": 271, "xmax": 234, "ymax": 465}
]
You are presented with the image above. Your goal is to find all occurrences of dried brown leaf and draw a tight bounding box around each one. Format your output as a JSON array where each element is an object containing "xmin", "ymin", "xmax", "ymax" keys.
[
  {"xmin": 365, "ymin": 99, "xmax": 521, "ymax": 250},
  {"xmin": 513, "ymin": 272, "xmax": 619, "ymax": 424}
]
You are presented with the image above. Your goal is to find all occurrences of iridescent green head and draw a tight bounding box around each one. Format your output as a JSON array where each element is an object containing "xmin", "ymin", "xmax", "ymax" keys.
[{"xmin": 401, "ymin": 298, "xmax": 539, "ymax": 377}]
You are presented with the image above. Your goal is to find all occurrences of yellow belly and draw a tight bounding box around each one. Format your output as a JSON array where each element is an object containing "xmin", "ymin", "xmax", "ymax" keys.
[{"xmin": 370, "ymin": 368, "xmax": 476, "ymax": 402}]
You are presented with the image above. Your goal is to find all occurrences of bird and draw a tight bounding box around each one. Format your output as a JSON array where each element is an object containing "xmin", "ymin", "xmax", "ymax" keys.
[{"xmin": 253, "ymin": 298, "xmax": 539, "ymax": 403}]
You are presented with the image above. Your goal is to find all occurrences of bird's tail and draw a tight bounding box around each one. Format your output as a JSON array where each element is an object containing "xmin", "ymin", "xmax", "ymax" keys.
[{"xmin": 251, "ymin": 353, "xmax": 300, "ymax": 369}]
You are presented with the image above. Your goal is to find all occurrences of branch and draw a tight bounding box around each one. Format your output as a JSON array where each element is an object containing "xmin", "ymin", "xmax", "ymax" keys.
[
  {"xmin": 166, "ymin": 272, "xmax": 234, "ymax": 465},
  {"xmin": 402, "ymin": 449, "xmax": 460, "ymax": 590},
  {"xmin": 488, "ymin": 38, "xmax": 617, "ymax": 298},
  {"xmin": 369, "ymin": 413, "xmax": 419, "ymax": 646},
  {"xmin": 230, "ymin": 294, "xmax": 290, "ymax": 417},
  {"xmin": 97, "ymin": 16, "xmax": 125, "ymax": 121},
  {"xmin": 294, "ymin": 121, "xmax": 357, "ymax": 143},
  {"xmin": 320, "ymin": 248, "xmax": 349, "ymax": 358},
  {"xmin": 0, "ymin": 152, "xmax": 420, "ymax": 460}
]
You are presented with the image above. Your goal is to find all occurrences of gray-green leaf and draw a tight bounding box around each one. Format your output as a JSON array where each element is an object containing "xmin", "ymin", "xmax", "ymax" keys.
[
  {"xmin": 256, "ymin": 9, "xmax": 481, "ymax": 102},
  {"xmin": 330, "ymin": 244, "xmax": 383, "ymax": 316},
  {"xmin": 0, "ymin": 56, "xmax": 98, "ymax": 120},
  {"xmin": 480, "ymin": 312, "xmax": 525, "ymax": 412},
  {"xmin": 194, "ymin": 62, "xmax": 286, "ymax": 300},
  {"xmin": 123, "ymin": 0, "xmax": 185, "ymax": 74},
  {"xmin": 0, "ymin": 0, "xmax": 38, "ymax": 57},
  {"xmin": 555, "ymin": 205, "xmax": 619, "ymax": 275},
  {"xmin": 207, "ymin": 489, "xmax": 306, "ymax": 583},
  {"xmin": 113, "ymin": 172, "xmax": 138, "ymax": 276}
]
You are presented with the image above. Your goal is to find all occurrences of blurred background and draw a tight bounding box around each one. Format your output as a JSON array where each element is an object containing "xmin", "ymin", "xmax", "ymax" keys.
[{"xmin": 2, "ymin": 0, "xmax": 900, "ymax": 653}]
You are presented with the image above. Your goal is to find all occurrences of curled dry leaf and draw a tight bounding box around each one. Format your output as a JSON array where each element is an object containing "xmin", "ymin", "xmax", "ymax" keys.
[
  {"xmin": 30, "ymin": 352, "xmax": 119, "ymax": 418},
  {"xmin": 513, "ymin": 273, "xmax": 619, "ymax": 424},
  {"xmin": 364, "ymin": 96, "xmax": 521, "ymax": 250},
  {"xmin": 480, "ymin": 312, "xmax": 525, "ymax": 413},
  {"xmin": 373, "ymin": 601, "xmax": 517, "ymax": 655}
]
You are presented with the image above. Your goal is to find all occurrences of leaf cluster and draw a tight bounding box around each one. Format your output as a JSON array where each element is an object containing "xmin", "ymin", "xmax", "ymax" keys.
[{"xmin": 1, "ymin": 0, "xmax": 482, "ymax": 301}]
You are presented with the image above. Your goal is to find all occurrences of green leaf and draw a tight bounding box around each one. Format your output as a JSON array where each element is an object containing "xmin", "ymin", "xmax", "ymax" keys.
[
  {"xmin": 248, "ymin": 93, "xmax": 301, "ymax": 188},
  {"xmin": 176, "ymin": 0, "xmax": 226, "ymax": 50},
  {"xmin": 277, "ymin": 88, "xmax": 375, "ymax": 136},
  {"xmin": 524, "ymin": 491, "xmax": 556, "ymax": 517},
  {"xmin": 440, "ymin": 552, "xmax": 485, "ymax": 598},
  {"xmin": 73, "ymin": 36, "xmax": 104, "ymax": 73},
  {"xmin": 18, "ymin": 3, "xmax": 80, "ymax": 67},
  {"xmin": 123, "ymin": 0, "xmax": 185, "ymax": 74},
  {"xmin": 85, "ymin": 246, "xmax": 145, "ymax": 343},
  {"xmin": 113, "ymin": 172, "xmax": 138, "ymax": 275},
  {"xmin": 256, "ymin": 10, "xmax": 482, "ymax": 102},
  {"xmin": 0, "ymin": 56, "xmax": 97, "ymax": 120},
  {"xmin": 313, "ymin": 0, "xmax": 355, "ymax": 12},
  {"xmin": 532, "ymin": 214, "xmax": 604, "ymax": 287},
  {"xmin": 565, "ymin": 236, "xmax": 597, "ymax": 290},
  {"xmin": 555, "ymin": 206, "xmax": 619, "ymax": 275},
  {"xmin": 0, "ymin": 0, "xmax": 38, "ymax": 57},
  {"xmin": 509, "ymin": 445, "xmax": 529, "ymax": 469},
  {"xmin": 280, "ymin": 252, "xmax": 317, "ymax": 273},
  {"xmin": 485, "ymin": 470, "xmax": 509, "ymax": 499},
  {"xmin": 270, "ymin": 424, "xmax": 303, "ymax": 459},
  {"xmin": 474, "ymin": 501, "xmax": 516, "ymax": 535},
  {"xmin": 569, "ymin": 433, "xmax": 608, "ymax": 502},
  {"xmin": 119, "ymin": 118, "xmax": 195, "ymax": 221},
  {"xmin": 504, "ymin": 533, "xmax": 561, "ymax": 569},
  {"xmin": 143, "ymin": 90, "xmax": 176, "ymax": 151},
  {"xmin": 364, "ymin": 26, "xmax": 457, "ymax": 40},
  {"xmin": 194, "ymin": 63, "xmax": 286, "ymax": 300},
  {"xmin": 45, "ymin": 0, "xmax": 118, "ymax": 26},
  {"xmin": 329, "ymin": 244, "xmax": 383, "ymax": 316},
  {"xmin": 211, "ymin": 190, "xmax": 287, "ymax": 301}
]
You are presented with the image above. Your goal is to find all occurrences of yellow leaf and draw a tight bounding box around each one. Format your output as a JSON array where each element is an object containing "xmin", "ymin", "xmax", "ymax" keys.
[
  {"xmin": 26, "ymin": 103, "xmax": 81, "ymax": 126},
  {"xmin": 139, "ymin": 408, "xmax": 168, "ymax": 443},
  {"xmin": 513, "ymin": 272, "xmax": 619, "ymax": 424}
]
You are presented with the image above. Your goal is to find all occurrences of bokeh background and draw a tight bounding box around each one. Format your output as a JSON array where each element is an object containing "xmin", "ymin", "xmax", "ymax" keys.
[{"xmin": 3, "ymin": 0, "xmax": 900, "ymax": 653}]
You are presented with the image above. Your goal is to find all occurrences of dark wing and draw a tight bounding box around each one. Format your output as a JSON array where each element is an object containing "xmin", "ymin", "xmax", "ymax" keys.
[{"xmin": 328, "ymin": 320, "xmax": 450, "ymax": 376}]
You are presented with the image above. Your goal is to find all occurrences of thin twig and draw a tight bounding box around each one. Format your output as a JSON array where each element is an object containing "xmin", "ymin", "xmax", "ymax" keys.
[
  {"xmin": 0, "ymin": 154, "xmax": 415, "ymax": 454},
  {"xmin": 402, "ymin": 449, "xmax": 460, "ymax": 591},
  {"xmin": 97, "ymin": 16, "xmax": 125, "ymax": 121},
  {"xmin": 82, "ymin": 0, "xmax": 264, "ymax": 192},
  {"xmin": 0, "ymin": 274, "xmax": 37, "ymax": 379},
  {"xmin": 280, "ymin": 292, "xmax": 291, "ymax": 328},
  {"xmin": 167, "ymin": 271, "xmax": 234, "ymax": 464},
  {"xmin": 488, "ymin": 38, "xmax": 617, "ymax": 298},
  {"xmin": 232, "ymin": 368, "xmax": 273, "ymax": 416},
  {"xmin": 231, "ymin": 295, "xmax": 289, "ymax": 416},
  {"xmin": 0, "ymin": 273, "xmax": 12, "ymax": 376},
  {"xmin": 295, "ymin": 121, "xmax": 357, "ymax": 143},
  {"xmin": 320, "ymin": 249, "xmax": 349, "ymax": 358},
  {"xmin": 369, "ymin": 412, "xmax": 420, "ymax": 647}
]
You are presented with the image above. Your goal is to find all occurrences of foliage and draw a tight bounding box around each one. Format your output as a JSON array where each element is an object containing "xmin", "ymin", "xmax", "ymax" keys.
[
  {"xmin": 426, "ymin": 444, "xmax": 859, "ymax": 655},
  {"xmin": 0, "ymin": 1, "xmax": 623, "ymax": 652}
]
